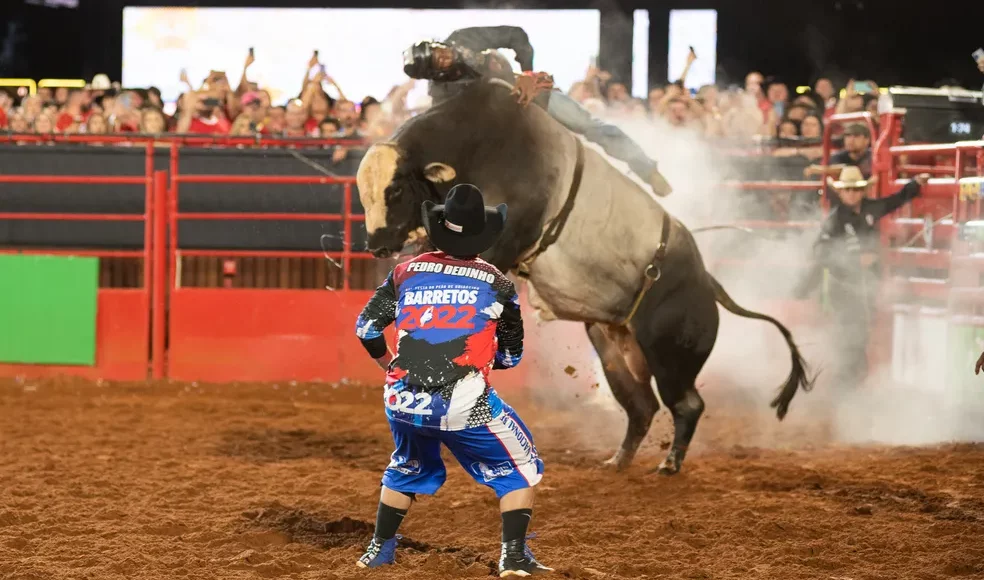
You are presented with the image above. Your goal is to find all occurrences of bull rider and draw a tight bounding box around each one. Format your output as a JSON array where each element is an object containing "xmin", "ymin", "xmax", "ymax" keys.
[{"xmin": 401, "ymin": 25, "xmax": 674, "ymax": 197}]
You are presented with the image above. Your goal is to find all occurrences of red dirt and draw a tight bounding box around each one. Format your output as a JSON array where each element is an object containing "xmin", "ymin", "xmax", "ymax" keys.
[{"xmin": 1, "ymin": 377, "xmax": 983, "ymax": 580}]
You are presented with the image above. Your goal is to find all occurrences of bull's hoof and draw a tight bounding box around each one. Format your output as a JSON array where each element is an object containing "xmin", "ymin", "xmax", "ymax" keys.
[
  {"xmin": 653, "ymin": 460, "xmax": 680, "ymax": 476},
  {"xmin": 651, "ymin": 447, "xmax": 686, "ymax": 476},
  {"xmin": 601, "ymin": 448, "xmax": 635, "ymax": 472}
]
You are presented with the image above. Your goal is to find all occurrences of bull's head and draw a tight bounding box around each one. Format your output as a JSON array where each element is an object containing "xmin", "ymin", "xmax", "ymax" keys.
[{"xmin": 357, "ymin": 142, "xmax": 457, "ymax": 258}]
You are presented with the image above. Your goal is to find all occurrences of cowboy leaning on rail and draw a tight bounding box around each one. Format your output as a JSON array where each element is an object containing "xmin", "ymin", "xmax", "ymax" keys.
[
  {"xmin": 402, "ymin": 25, "xmax": 673, "ymax": 197},
  {"xmin": 798, "ymin": 166, "xmax": 929, "ymax": 390}
]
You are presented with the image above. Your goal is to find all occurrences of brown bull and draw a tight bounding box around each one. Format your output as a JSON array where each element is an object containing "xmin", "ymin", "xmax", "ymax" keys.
[{"xmin": 356, "ymin": 79, "xmax": 814, "ymax": 475}]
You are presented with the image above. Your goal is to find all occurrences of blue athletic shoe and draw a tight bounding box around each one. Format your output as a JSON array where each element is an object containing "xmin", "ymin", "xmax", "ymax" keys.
[
  {"xmin": 499, "ymin": 533, "xmax": 553, "ymax": 577},
  {"xmin": 356, "ymin": 534, "xmax": 400, "ymax": 569}
]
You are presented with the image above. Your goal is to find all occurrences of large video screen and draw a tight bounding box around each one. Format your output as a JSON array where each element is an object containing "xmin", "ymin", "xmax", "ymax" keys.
[{"xmin": 123, "ymin": 7, "xmax": 600, "ymax": 107}]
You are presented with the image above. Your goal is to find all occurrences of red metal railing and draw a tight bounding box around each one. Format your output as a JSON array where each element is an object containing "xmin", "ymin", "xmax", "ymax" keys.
[
  {"xmin": 0, "ymin": 134, "xmax": 373, "ymax": 380},
  {"xmin": 0, "ymin": 171, "xmax": 153, "ymax": 272},
  {"xmin": 162, "ymin": 141, "xmax": 375, "ymax": 383},
  {"xmin": 872, "ymin": 109, "xmax": 984, "ymax": 302},
  {"xmin": 0, "ymin": 132, "xmax": 367, "ymax": 149},
  {"xmin": 0, "ymin": 163, "xmax": 160, "ymax": 380},
  {"xmin": 890, "ymin": 142, "xmax": 984, "ymax": 224},
  {"xmin": 4, "ymin": 125, "xmax": 980, "ymax": 381},
  {"xmin": 167, "ymin": 148, "xmax": 368, "ymax": 294}
]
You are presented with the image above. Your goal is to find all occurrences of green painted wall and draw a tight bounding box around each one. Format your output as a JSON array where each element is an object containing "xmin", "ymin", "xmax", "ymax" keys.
[{"xmin": 0, "ymin": 255, "xmax": 99, "ymax": 366}]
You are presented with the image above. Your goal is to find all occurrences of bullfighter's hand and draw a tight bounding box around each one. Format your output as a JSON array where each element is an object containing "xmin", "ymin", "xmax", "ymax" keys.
[
  {"xmin": 976, "ymin": 350, "xmax": 984, "ymax": 375},
  {"xmin": 914, "ymin": 173, "xmax": 930, "ymax": 186}
]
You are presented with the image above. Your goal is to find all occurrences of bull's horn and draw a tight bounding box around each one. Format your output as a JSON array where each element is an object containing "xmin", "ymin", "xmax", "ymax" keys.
[{"xmin": 423, "ymin": 162, "xmax": 457, "ymax": 183}]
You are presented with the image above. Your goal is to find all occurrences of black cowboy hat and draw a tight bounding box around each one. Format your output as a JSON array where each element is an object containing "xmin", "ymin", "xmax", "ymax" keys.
[{"xmin": 421, "ymin": 184, "xmax": 507, "ymax": 257}]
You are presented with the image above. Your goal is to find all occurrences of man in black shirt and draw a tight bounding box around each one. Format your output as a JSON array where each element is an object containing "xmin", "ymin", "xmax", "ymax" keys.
[
  {"xmin": 801, "ymin": 167, "xmax": 929, "ymax": 390},
  {"xmin": 805, "ymin": 123, "xmax": 873, "ymax": 206}
]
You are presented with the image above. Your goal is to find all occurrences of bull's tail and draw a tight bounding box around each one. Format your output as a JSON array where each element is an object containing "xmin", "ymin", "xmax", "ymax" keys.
[{"xmin": 707, "ymin": 273, "xmax": 816, "ymax": 420}]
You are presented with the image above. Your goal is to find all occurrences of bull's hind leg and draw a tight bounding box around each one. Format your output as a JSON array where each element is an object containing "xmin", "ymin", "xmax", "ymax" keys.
[
  {"xmin": 635, "ymin": 290, "xmax": 719, "ymax": 475},
  {"xmin": 585, "ymin": 323, "xmax": 659, "ymax": 471}
]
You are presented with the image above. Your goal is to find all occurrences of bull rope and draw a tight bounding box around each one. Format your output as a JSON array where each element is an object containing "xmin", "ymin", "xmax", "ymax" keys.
[
  {"xmin": 514, "ymin": 135, "xmax": 586, "ymax": 277},
  {"xmin": 619, "ymin": 211, "xmax": 672, "ymax": 326}
]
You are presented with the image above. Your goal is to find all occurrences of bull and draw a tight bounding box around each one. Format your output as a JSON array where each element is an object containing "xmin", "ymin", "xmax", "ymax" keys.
[{"xmin": 356, "ymin": 79, "xmax": 814, "ymax": 475}]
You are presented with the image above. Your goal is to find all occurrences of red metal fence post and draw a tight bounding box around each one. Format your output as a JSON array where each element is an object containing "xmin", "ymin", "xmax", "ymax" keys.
[
  {"xmin": 954, "ymin": 148, "xmax": 964, "ymax": 224},
  {"xmin": 168, "ymin": 142, "xmax": 179, "ymax": 293},
  {"xmin": 343, "ymin": 182, "xmax": 352, "ymax": 290},
  {"xmin": 143, "ymin": 142, "xmax": 154, "ymax": 289},
  {"xmin": 151, "ymin": 170, "xmax": 168, "ymax": 380},
  {"xmin": 976, "ymin": 150, "xmax": 983, "ymax": 220}
]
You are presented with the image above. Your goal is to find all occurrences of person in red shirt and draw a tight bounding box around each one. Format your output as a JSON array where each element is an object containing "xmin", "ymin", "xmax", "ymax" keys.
[
  {"xmin": 281, "ymin": 99, "xmax": 308, "ymax": 137},
  {"xmin": 332, "ymin": 99, "xmax": 361, "ymax": 137},
  {"xmin": 303, "ymin": 95, "xmax": 331, "ymax": 136},
  {"xmin": 56, "ymin": 89, "xmax": 90, "ymax": 132},
  {"xmin": 261, "ymin": 106, "xmax": 286, "ymax": 135},
  {"xmin": 176, "ymin": 91, "xmax": 231, "ymax": 134},
  {"xmin": 745, "ymin": 71, "xmax": 771, "ymax": 121},
  {"xmin": 0, "ymin": 92, "xmax": 11, "ymax": 129},
  {"xmin": 239, "ymin": 91, "xmax": 268, "ymax": 133},
  {"xmin": 298, "ymin": 55, "xmax": 346, "ymax": 135}
]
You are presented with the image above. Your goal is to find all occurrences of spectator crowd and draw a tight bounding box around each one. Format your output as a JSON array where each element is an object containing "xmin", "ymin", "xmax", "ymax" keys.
[
  {"xmin": 0, "ymin": 47, "xmax": 888, "ymax": 164},
  {"xmin": 567, "ymin": 49, "xmax": 885, "ymax": 160},
  {"xmin": 0, "ymin": 52, "xmax": 417, "ymax": 150}
]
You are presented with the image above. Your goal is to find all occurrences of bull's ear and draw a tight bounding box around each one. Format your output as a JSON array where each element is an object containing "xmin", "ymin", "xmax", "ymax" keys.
[{"xmin": 423, "ymin": 162, "xmax": 456, "ymax": 183}]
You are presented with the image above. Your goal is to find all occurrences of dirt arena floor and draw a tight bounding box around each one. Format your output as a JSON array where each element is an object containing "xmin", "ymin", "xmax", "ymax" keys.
[{"xmin": 1, "ymin": 376, "xmax": 983, "ymax": 580}]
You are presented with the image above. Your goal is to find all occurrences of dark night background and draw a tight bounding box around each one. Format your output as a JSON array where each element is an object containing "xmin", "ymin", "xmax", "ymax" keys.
[{"xmin": 1, "ymin": 0, "xmax": 981, "ymax": 93}]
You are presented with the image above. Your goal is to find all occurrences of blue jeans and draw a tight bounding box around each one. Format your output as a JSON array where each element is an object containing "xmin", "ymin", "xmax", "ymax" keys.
[{"xmin": 546, "ymin": 91, "xmax": 656, "ymax": 179}]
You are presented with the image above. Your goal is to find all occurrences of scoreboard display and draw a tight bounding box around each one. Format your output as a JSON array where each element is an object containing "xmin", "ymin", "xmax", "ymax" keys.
[{"xmin": 888, "ymin": 86, "xmax": 984, "ymax": 143}]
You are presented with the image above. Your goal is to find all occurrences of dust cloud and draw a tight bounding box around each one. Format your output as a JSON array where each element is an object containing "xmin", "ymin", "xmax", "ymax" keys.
[{"xmin": 524, "ymin": 110, "xmax": 984, "ymax": 456}]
